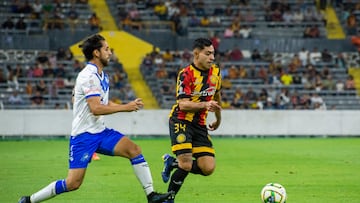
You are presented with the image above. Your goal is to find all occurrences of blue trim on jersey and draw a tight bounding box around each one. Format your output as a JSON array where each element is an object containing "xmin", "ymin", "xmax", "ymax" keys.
[
  {"xmin": 85, "ymin": 94, "xmax": 101, "ymax": 99},
  {"xmin": 130, "ymin": 154, "xmax": 146, "ymax": 165},
  {"xmin": 94, "ymin": 73, "xmax": 109, "ymax": 92},
  {"xmin": 87, "ymin": 62, "xmax": 98, "ymax": 68},
  {"xmin": 87, "ymin": 62, "xmax": 109, "ymax": 93},
  {"xmin": 55, "ymin": 179, "xmax": 68, "ymax": 194}
]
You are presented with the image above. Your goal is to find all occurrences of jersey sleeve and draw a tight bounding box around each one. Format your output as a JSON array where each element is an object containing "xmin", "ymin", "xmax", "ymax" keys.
[
  {"xmin": 82, "ymin": 73, "xmax": 102, "ymax": 99},
  {"xmin": 176, "ymin": 69, "xmax": 192, "ymax": 99},
  {"xmin": 216, "ymin": 68, "xmax": 222, "ymax": 92}
]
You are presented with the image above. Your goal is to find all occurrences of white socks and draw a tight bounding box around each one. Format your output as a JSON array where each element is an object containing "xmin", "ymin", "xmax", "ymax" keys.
[
  {"xmin": 130, "ymin": 155, "xmax": 154, "ymax": 195},
  {"xmin": 30, "ymin": 181, "xmax": 57, "ymax": 203}
]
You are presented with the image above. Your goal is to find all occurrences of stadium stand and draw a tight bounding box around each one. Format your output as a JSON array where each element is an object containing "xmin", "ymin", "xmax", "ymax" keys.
[
  {"xmin": 130, "ymin": 0, "xmax": 360, "ymax": 110},
  {"xmin": 0, "ymin": 0, "xmax": 96, "ymax": 35},
  {"xmin": 333, "ymin": 1, "xmax": 360, "ymax": 36},
  {"xmin": 0, "ymin": 49, "xmax": 131, "ymax": 110},
  {"xmin": 108, "ymin": 0, "xmax": 327, "ymax": 39},
  {"xmin": 0, "ymin": 0, "xmax": 137, "ymax": 110},
  {"xmin": 0, "ymin": 0, "xmax": 359, "ymax": 110},
  {"xmin": 140, "ymin": 48, "xmax": 360, "ymax": 110}
]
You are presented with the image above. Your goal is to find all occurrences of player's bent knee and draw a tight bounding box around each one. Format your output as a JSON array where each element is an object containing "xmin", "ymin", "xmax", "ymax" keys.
[
  {"xmin": 200, "ymin": 163, "xmax": 216, "ymax": 176},
  {"xmin": 202, "ymin": 167, "xmax": 215, "ymax": 176},
  {"xmin": 178, "ymin": 161, "xmax": 193, "ymax": 172},
  {"xmin": 128, "ymin": 144, "xmax": 142, "ymax": 158},
  {"xmin": 66, "ymin": 180, "xmax": 82, "ymax": 191},
  {"xmin": 67, "ymin": 184, "xmax": 81, "ymax": 191},
  {"xmin": 114, "ymin": 137, "xmax": 142, "ymax": 158},
  {"xmin": 121, "ymin": 144, "xmax": 142, "ymax": 159}
]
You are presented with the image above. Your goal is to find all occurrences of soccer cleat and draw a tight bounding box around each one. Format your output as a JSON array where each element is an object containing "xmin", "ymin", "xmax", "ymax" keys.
[
  {"xmin": 161, "ymin": 154, "xmax": 175, "ymax": 183},
  {"xmin": 18, "ymin": 196, "xmax": 31, "ymax": 203},
  {"xmin": 147, "ymin": 191, "xmax": 174, "ymax": 203},
  {"xmin": 162, "ymin": 199, "xmax": 175, "ymax": 203},
  {"xmin": 92, "ymin": 153, "xmax": 100, "ymax": 160}
]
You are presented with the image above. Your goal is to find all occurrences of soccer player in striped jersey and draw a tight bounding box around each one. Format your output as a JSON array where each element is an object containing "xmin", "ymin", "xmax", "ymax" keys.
[
  {"xmin": 161, "ymin": 38, "xmax": 222, "ymax": 202},
  {"xmin": 18, "ymin": 34, "xmax": 173, "ymax": 203}
]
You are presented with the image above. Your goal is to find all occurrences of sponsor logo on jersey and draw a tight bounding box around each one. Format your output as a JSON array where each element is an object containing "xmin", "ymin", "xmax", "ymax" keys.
[{"xmin": 192, "ymin": 87, "xmax": 216, "ymax": 97}]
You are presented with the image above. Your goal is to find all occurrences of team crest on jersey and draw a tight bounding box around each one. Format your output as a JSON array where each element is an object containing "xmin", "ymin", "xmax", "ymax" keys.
[{"xmin": 176, "ymin": 134, "xmax": 186, "ymax": 143}]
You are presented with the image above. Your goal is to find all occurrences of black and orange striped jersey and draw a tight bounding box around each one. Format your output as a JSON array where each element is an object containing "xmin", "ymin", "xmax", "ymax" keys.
[{"xmin": 169, "ymin": 63, "xmax": 222, "ymax": 126}]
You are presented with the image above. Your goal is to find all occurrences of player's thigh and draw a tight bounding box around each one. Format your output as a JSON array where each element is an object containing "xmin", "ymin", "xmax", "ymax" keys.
[
  {"xmin": 66, "ymin": 168, "xmax": 87, "ymax": 190},
  {"xmin": 176, "ymin": 153, "xmax": 193, "ymax": 170},
  {"xmin": 96, "ymin": 128, "xmax": 140, "ymax": 159},
  {"xmin": 197, "ymin": 155, "xmax": 216, "ymax": 174},
  {"xmin": 69, "ymin": 132, "xmax": 100, "ymax": 169},
  {"xmin": 192, "ymin": 124, "xmax": 215, "ymax": 157},
  {"xmin": 113, "ymin": 136, "xmax": 141, "ymax": 159},
  {"xmin": 192, "ymin": 125, "xmax": 216, "ymax": 174},
  {"xmin": 169, "ymin": 117, "xmax": 193, "ymax": 155}
]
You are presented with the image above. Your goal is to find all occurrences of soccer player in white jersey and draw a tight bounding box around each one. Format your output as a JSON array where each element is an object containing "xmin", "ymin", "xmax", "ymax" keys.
[{"xmin": 19, "ymin": 34, "xmax": 173, "ymax": 203}]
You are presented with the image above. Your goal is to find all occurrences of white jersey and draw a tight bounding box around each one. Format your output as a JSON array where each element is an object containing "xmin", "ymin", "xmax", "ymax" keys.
[{"xmin": 71, "ymin": 63, "xmax": 110, "ymax": 136}]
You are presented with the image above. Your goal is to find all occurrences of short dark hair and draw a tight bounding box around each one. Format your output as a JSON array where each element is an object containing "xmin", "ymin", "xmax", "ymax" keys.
[
  {"xmin": 192, "ymin": 38, "xmax": 212, "ymax": 50},
  {"xmin": 79, "ymin": 34, "xmax": 105, "ymax": 61}
]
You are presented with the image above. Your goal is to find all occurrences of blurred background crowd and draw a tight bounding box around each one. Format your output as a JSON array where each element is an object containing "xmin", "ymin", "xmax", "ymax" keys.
[{"xmin": 0, "ymin": 0, "xmax": 359, "ymax": 110}]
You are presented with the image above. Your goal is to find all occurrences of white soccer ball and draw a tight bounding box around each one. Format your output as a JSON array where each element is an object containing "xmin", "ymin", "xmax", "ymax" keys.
[{"xmin": 260, "ymin": 183, "xmax": 287, "ymax": 203}]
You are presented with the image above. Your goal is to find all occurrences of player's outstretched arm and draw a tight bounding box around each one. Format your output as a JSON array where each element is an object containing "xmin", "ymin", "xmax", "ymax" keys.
[
  {"xmin": 87, "ymin": 97, "xmax": 144, "ymax": 115},
  {"xmin": 178, "ymin": 98, "xmax": 221, "ymax": 112}
]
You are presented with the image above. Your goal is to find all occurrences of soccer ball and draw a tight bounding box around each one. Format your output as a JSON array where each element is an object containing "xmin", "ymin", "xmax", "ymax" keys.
[{"xmin": 260, "ymin": 183, "xmax": 287, "ymax": 203}]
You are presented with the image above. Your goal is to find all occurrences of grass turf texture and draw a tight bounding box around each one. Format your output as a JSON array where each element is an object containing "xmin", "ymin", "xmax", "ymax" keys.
[{"xmin": 1, "ymin": 137, "xmax": 359, "ymax": 203}]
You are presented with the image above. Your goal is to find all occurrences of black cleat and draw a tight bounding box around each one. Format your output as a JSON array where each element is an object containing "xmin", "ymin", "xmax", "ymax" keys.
[
  {"xmin": 162, "ymin": 199, "xmax": 175, "ymax": 203},
  {"xmin": 18, "ymin": 196, "xmax": 31, "ymax": 203},
  {"xmin": 147, "ymin": 191, "xmax": 174, "ymax": 203}
]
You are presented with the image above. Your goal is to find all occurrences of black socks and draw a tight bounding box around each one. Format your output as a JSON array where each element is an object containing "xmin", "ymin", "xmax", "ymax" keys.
[{"xmin": 168, "ymin": 168, "xmax": 189, "ymax": 196}]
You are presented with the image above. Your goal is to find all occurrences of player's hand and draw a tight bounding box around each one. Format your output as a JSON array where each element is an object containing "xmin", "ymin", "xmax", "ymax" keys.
[
  {"xmin": 134, "ymin": 98, "xmax": 144, "ymax": 108},
  {"xmin": 128, "ymin": 98, "xmax": 144, "ymax": 112},
  {"xmin": 208, "ymin": 120, "xmax": 220, "ymax": 131},
  {"xmin": 205, "ymin": 100, "xmax": 222, "ymax": 112}
]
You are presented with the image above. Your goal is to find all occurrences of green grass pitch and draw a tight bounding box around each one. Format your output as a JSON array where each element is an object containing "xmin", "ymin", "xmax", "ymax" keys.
[{"xmin": 1, "ymin": 137, "xmax": 359, "ymax": 203}]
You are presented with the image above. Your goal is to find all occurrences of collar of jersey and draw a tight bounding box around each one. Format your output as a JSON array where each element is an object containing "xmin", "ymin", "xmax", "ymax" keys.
[
  {"xmin": 87, "ymin": 62, "xmax": 108, "ymax": 92},
  {"xmin": 87, "ymin": 62, "xmax": 104, "ymax": 77},
  {"xmin": 191, "ymin": 63, "xmax": 209, "ymax": 72}
]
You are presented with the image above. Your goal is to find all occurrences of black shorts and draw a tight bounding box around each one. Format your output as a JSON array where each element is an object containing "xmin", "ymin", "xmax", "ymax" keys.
[{"xmin": 169, "ymin": 117, "xmax": 215, "ymax": 158}]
